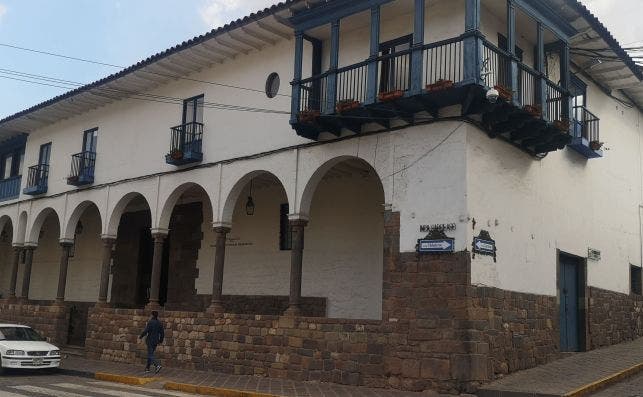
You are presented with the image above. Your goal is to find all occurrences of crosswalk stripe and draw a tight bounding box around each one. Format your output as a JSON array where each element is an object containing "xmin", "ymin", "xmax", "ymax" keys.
[
  {"xmin": 88, "ymin": 381, "xmax": 202, "ymax": 396},
  {"xmin": 12, "ymin": 385, "xmax": 88, "ymax": 397},
  {"xmin": 54, "ymin": 382, "xmax": 157, "ymax": 397},
  {"xmin": 0, "ymin": 391, "xmax": 31, "ymax": 397}
]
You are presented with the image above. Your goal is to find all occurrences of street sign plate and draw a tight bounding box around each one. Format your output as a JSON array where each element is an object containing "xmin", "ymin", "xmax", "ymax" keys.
[
  {"xmin": 418, "ymin": 238, "xmax": 455, "ymax": 253},
  {"xmin": 473, "ymin": 237, "xmax": 495, "ymax": 255}
]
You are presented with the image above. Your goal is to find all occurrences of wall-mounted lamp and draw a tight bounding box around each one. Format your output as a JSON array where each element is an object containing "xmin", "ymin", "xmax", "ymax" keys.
[{"xmin": 246, "ymin": 179, "xmax": 255, "ymax": 216}]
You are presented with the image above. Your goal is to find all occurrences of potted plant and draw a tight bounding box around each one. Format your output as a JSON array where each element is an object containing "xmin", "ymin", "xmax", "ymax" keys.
[
  {"xmin": 336, "ymin": 99, "xmax": 361, "ymax": 113},
  {"xmin": 523, "ymin": 104, "xmax": 542, "ymax": 118},
  {"xmin": 378, "ymin": 89, "xmax": 404, "ymax": 102},
  {"xmin": 589, "ymin": 140, "xmax": 604, "ymax": 151},
  {"xmin": 426, "ymin": 78, "xmax": 454, "ymax": 92},
  {"xmin": 170, "ymin": 148, "xmax": 184, "ymax": 160},
  {"xmin": 494, "ymin": 85, "xmax": 512, "ymax": 101},
  {"xmin": 553, "ymin": 118, "xmax": 570, "ymax": 132},
  {"xmin": 298, "ymin": 109, "xmax": 320, "ymax": 123}
]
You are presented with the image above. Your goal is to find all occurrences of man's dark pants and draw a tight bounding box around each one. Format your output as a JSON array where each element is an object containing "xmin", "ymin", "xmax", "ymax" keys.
[{"xmin": 147, "ymin": 343, "xmax": 159, "ymax": 369}]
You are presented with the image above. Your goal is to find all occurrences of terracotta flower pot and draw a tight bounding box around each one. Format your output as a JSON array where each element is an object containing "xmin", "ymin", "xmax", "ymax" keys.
[
  {"xmin": 378, "ymin": 90, "xmax": 404, "ymax": 102},
  {"xmin": 494, "ymin": 85, "xmax": 513, "ymax": 101},
  {"xmin": 523, "ymin": 104, "xmax": 542, "ymax": 118},
  {"xmin": 336, "ymin": 100, "xmax": 361, "ymax": 113},
  {"xmin": 170, "ymin": 149, "xmax": 184, "ymax": 160},
  {"xmin": 298, "ymin": 109, "xmax": 320, "ymax": 123},
  {"xmin": 426, "ymin": 79, "xmax": 454, "ymax": 92},
  {"xmin": 589, "ymin": 140, "xmax": 604, "ymax": 150}
]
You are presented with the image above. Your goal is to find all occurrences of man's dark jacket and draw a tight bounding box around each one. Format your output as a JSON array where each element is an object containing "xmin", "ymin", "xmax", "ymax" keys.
[{"xmin": 140, "ymin": 318, "xmax": 164, "ymax": 347}]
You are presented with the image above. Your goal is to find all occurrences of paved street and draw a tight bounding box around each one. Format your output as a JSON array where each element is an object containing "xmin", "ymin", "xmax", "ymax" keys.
[
  {"xmin": 590, "ymin": 373, "xmax": 643, "ymax": 397},
  {"xmin": 0, "ymin": 370, "xmax": 203, "ymax": 397}
]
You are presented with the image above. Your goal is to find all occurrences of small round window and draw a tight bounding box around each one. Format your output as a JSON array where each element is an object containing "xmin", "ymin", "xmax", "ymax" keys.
[{"xmin": 265, "ymin": 72, "xmax": 280, "ymax": 98}]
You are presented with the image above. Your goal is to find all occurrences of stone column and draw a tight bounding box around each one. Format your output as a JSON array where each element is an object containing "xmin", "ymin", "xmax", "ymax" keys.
[
  {"xmin": 284, "ymin": 218, "xmax": 308, "ymax": 316},
  {"xmin": 55, "ymin": 241, "xmax": 74, "ymax": 305},
  {"xmin": 19, "ymin": 246, "xmax": 36, "ymax": 303},
  {"xmin": 207, "ymin": 226, "xmax": 230, "ymax": 314},
  {"xmin": 96, "ymin": 235, "xmax": 116, "ymax": 307},
  {"xmin": 146, "ymin": 230, "xmax": 168, "ymax": 310},
  {"xmin": 7, "ymin": 245, "xmax": 23, "ymax": 302}
]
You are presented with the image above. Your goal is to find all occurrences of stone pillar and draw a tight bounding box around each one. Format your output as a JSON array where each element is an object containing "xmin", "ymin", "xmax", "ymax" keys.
[
  {"xmin": 146, "ymin": 230, "xmax": 168, "ymax": 310},
  {"xmin": 96, "ymin": 235, "xmax": 116, "ymax": 307},
  {"xmin": 7, "ymin": 245, "xmax": 23, "ymax": 302},
  {"xmin": 19, "ymin": 246, "xmax": 35, "ymax": 303},
  {"xmin": 55, "ymin": 241, "xmax": 74, "ymax": 305},
  {"xmin": 208, "ymin": 226, "xmax": 230, "ymax": 314},
  {"xmin": 284, "ymin": 218, "xmax": 308, "ymax": 316}
]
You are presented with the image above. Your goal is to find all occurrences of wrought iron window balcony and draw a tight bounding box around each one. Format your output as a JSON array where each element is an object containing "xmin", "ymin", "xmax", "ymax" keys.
[
  {"xmin": 569, "ymin": 106, "xmax": 602, "ymax": 158},
  {"xmin": 291, "ymin": 33, "xmax": 575, "ymax": 157},
  {"xmin": 67, "ymin": 151, "xmax": 96, "ymax": 186},
  {"xmin": 165, "ymin": 122, "xmax": 204, "ymax": 166},
  {"xmin": 23, "ymin": 164, "xmax": 49, "ymax": 195},
  {"xmin": 0, "ymin": 175, "xmax": 21, "ymax": 202}
]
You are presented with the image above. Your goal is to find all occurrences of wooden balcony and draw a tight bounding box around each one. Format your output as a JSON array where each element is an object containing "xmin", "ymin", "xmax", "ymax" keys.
[
  {"xmin": 23, "ymin": 164, "xmax": 48, "ymax": 195},
  {"xmin": 165, "ymin": 122, "xmax": 203, "ymax": 166},
  {"xmin": 0, "ymin": 175, "xmax": 21, "ymax": 202},
  {"xmin": 569, "ymin": 106, "xmax": 602, "ymax": 158},
  {"xmin": 291, "ymin": 35, "xmax": 573, "ymax": 157},
  {"xmin": 67, "ymin": 151, "xmax": 96, "ymax": 186}
]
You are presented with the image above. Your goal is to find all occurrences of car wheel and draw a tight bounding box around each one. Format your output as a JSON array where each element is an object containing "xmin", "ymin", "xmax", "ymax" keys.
[{"xmin": 0, "ymin": 358, "xmax": 4, "ymax": 376}]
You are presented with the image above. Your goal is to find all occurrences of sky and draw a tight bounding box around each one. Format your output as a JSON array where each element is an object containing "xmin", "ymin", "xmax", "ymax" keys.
[{"xmin": 0, "ymin": 0, "xmax": 640, "ymax": 119}]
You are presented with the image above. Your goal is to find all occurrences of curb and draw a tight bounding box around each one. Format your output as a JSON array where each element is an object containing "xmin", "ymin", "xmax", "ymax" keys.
[
  {"xmin": 164, "ymin": 381, "xmax": 281, "ymax": 397},
  {"xmin": 58, "ymin": 367, "xmax": 95, "ymax": 379},
  {"xmin": 95, "ymin": 372, "xmax": 162, "ymax": 386},
  {"xmin": 562, "ymin": 362, "xmax": 643, "ymax": 397}
]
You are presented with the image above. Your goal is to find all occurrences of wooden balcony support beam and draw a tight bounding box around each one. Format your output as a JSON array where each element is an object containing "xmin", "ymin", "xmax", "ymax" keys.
[
  {"xmin": 410, "ymin": 0, "xmax": 425, "ymax": 95},
  {"xmin": 366, "ymin": 6, "xmax": 381, "ymax": 104}
]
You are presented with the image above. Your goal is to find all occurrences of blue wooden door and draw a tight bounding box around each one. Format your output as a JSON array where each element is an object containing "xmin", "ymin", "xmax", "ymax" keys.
[{"xmin": 560, "ymin": 259, "xmax": 579, "ymax": 351}]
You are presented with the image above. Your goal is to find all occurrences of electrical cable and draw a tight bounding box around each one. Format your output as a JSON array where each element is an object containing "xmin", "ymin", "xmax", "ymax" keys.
[{"xmin": 0, "ymin": 42, "xmax": 291, "ymax": 97}]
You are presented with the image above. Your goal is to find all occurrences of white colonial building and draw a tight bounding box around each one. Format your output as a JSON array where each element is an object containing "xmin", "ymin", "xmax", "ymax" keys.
[{"xmin": 0, "ymin": 0, "xmax": 641, "ymax": 393}]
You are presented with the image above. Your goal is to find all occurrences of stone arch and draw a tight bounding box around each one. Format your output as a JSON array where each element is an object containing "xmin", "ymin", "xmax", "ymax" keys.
[
  {"xmin": 220, "ymin": 170, "xmax": 289, "ymax": 225},
  {"xmin": 106, "ymin": 192, "xmax": 152, "ymax": 236},
  {"xmin": 157, "ymin": 182, "xmax": 214, "ymax": 230},
  {"xmin": 63, "ymin": 200, "xmax": 103, "ymax": 240},
  {"xmin": 0, "ymin": 215, "xmax": 13, "ymax": 243},
  {"xmin": 27, "ymin": 207, "xmax": 62, "ymax": 244},
  {"xmin": 298, "ymin": 156, "xmax": 385, "ymax": 218}
]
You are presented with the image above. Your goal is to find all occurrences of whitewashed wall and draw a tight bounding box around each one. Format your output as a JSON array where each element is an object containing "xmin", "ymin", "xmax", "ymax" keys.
[
  {"xmin": 0, "ymin": 0, "xmax": 640, "ymax": 311},
  {"xmin": 467, "ymin": 76, "xmax": 643, "ymax": 296}
]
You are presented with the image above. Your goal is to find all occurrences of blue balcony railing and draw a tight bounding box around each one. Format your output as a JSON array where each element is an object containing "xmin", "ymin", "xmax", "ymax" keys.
[
  {"xmin": 23, "ymin": 164, "xmax": 49, "ymax": 195},
  {"xmin": 569, "ymin": 105, "xmax": 602, "ymax": 158},
  {"xmin": 0, "ymin": 175, "xmax": 21, "ymax": 201},
  {"xmin": 67, "ymin": 151, "xmax": 96, "ymax": 186},
  {"xmin": 165, "ymin": 122, "xmax": 203, "ymax": 166}
]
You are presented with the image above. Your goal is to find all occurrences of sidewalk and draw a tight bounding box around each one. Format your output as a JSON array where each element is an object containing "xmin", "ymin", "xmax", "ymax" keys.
[
  {"xmin": 60, "ymin": 356, "xmax": 433, "ymax": 397},
  {"xmin": 478, "ymin": 337, "xmax": 643, "ymax": 397}
]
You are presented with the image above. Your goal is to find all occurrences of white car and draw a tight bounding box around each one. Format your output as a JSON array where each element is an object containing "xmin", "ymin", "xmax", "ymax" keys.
[{"xmin": 0, "ymin": 324, "xmax": 61, "ymax": 373}]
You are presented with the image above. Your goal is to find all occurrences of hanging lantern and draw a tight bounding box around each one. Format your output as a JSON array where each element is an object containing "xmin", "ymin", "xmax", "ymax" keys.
[{"xmin": 246, "ymin": 178, "xmax": 255, "ymax": 216}]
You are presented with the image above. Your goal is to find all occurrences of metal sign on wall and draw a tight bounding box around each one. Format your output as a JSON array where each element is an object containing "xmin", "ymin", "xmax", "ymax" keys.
[
  {"xmin": 418, "ymin": 238, "xmax": 455, "ymax": 253},
  {"xmin": 472, "ymin": 230, "xmax": 496, "ymax": 262}
]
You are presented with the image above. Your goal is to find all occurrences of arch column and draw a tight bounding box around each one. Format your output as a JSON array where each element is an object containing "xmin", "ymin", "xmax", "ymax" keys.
[
  {"xmin": 55, "ymin": 240, "xmax": 74, "ymax": 305},
  {"xmin": 7, "ymin": 245, "xmax": 23, "ymax": 303},
  {"xmin": 19, "ymin": 245, "xmax": 36, "ymax": 303},
  {"xmin": 96, "ymin": 235, "xmax": 116, "ymax": 307},
  {"xmin": 207, "ymin": 224, "xmax": 231, "ymax": 314},
  {"xmin": 284, "ymin": 216, "xmax": 308, "ymax": 316},
  {"xmin": 146, "ymin": 228, "xmax": 168, "ymax": 310}
]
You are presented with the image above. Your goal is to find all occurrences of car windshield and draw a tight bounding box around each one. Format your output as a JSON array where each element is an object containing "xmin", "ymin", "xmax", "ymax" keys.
[{"xmin": 0, "ymin": 327, "xmax": 45, "ymax": 341}]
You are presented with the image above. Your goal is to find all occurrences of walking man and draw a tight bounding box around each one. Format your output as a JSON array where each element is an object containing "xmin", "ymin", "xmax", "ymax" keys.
[{"xmin": 139, "ymin": 310, "xmax": 164, "ymax": 373}]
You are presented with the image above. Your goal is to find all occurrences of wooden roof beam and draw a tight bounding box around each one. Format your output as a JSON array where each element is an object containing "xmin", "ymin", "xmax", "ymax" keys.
[
  {"xmin": 214, "ymin": 38, "xmax": 250, "ymax": 55},
  {"xmin": 227, "ymin": 31, "xmax": 263, "ymax": 51},
  {"xmin": 201, "ymin": 42, "xmax": 237, "ymax": 58},
  {"xmin": 256, "ymin": 20, "xmax": 292, "ymax": 40},
  {"xmin": 241, "ymin": 27, "xmax": 277, "ymax": 45}
]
